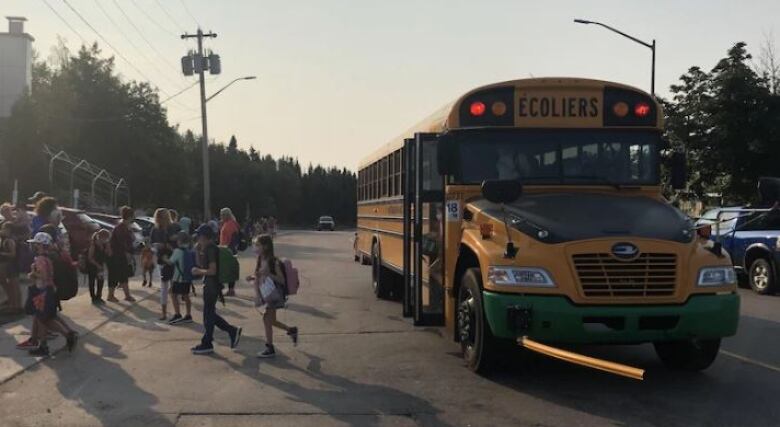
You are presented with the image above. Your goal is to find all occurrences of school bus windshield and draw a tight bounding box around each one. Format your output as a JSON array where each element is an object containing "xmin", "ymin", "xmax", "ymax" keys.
[{"xmin": 451, "ymin": 129, "xmax": 661, "ymax": 186}]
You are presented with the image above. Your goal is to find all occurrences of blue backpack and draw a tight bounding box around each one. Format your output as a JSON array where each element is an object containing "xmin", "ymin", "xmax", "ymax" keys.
[{"xmin": 174, "ymin": 248, "xmax": 197, "ymax": 283}]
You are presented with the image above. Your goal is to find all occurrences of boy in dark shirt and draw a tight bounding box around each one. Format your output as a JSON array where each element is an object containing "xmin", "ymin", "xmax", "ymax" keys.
[{"xmin": 190, "ymin": 224, "xmax": 242, "ymax": 355}]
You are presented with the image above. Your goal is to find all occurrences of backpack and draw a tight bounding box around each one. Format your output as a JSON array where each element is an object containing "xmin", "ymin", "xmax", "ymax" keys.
[
  {"xmin": 280, "ymin": 258, "xmax": 299, "ymax": 295},
  {"xmin": 231, "ymin": 228, "xmax": 248, "ymax": 253},
  {"xmin": 174, "ymin": 248, "xmax": 197, "ymax": 283},
  {"xmin": 51, "ymin": 252, "xmax": 78, "ymax": 301},
  {"xmin": 217, "ymin": 246, "xmax": 239, "ymax": 284}
]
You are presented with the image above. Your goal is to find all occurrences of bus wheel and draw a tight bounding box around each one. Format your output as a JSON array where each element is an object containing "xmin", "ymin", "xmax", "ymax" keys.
[
  {"xmin": 654, "ymin": 338, "xmax": 721, "ymax": 371},
  {"xmin": 372, "ymin": 244, "xmax": 391, "ymax": 299},
  {"xmin": 749, "ymin": 258, "xmax": 776, "ymax": 294},
  {"xmin": 458, "ymin": 268, "xmax": 495, "ymax": 373}
]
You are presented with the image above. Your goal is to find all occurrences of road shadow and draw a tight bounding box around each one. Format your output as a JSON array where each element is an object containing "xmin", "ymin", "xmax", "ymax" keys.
[
  {"xmin": 217, "ymin": 335, "xmax": 453, "ymax": 427},
  {"xmin": 3, "ymin": 320, "xmax": 173, "ymax": 426},
  {"xmin": 285, "ymin": 302, "xmax": 337, "ymax": 320}
]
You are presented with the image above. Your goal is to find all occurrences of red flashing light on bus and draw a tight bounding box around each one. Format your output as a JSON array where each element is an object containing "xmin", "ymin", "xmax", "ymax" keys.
[
  {"xmin": 634, "ymin": 102, "xmax": 651, "ymax": 117},
  {"xmin": 470, "ymin": 101, "xmax": 486, "ymax": 116}
]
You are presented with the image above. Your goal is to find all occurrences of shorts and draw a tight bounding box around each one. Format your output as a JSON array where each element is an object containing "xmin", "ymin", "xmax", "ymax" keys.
[
  {"xmin": 108, "ymin": 256, "xmax": 131, "ymax": 287},
  {"xmin": 161, "ymin": 264, "xmax": 174, "ymax": 282},
  {"xmin": 25, "ymin": 286, "xmax": 58, "ymax": 320},
  {"xmin": 172, "ymin": 282, "xmax": 192, "ymax": 295}
]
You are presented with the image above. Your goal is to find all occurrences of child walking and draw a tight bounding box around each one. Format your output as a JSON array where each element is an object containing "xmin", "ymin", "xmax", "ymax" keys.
[
  {"xmin": 167, "ymin": 232, "xmax": 194, "ymax": 325},
  {"xmin": 140, "ymin": 244, "xmax": 155, "ymax": 287},
  {"xmin": 24, "ymin": 232, "xmax": 77, "ymax": 356},
  {"xmin": 87, "ymin": 229, "xmax": 111, "ymax": 304},
  {"xmin": 250, "ymin": 234, "xmax": 298, "ymax": 358}
]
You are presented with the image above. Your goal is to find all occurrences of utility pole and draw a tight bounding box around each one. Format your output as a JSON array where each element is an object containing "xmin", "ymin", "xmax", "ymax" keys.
[{"xmin": 181, "ymin": 29, "xmax": 218, "ymax": 220}]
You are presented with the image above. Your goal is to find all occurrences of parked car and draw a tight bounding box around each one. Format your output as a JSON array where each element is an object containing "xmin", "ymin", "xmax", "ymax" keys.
[
  {"xmin": 317, "ymin": 216, "xmax": 335, "ymax": 231},
  {"xmin": 698, "ymin": 206, "xmax": 780, "ymax": 294},
  {"xmin": 134, "ymin": 216, "xmax": 155, "ymax": 238}
]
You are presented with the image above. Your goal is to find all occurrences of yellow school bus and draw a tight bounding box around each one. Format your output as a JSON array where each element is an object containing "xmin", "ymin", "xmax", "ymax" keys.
[{"xmin": 356, "ymin": 78, "xmax": 739, "ymax": 372}]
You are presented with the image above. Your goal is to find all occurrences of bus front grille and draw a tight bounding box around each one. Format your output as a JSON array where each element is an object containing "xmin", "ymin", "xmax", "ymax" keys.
[{"xmin": 572, "ymin": 253, "xmax": 677, "ymax": 297}]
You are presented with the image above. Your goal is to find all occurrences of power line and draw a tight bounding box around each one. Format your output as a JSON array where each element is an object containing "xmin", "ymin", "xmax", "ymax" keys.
[
  {"xmin": 178, "ymin": 0, "xmax": 201, "ymax": 27},
  {"xmin": 41, "ymin": 0, "xmax": 86, "ymax": 44},
  {"xmin": 108, "ymin": 0, "xmax": 195, "ymax": 111},
  {"xmin": 131, "ymin": 0, "xmax": 179, "ymax": 38},
  {"xmin": 160, "ymin": 79, "xmax": 199, "ymax": 104},
  {"xmin": 111, "ymin": 0, "xmax": 182, "ymax": 76},
  {"xmin": 60, "ymin": 0, "xmax": 196, "ymax": 112},
  {"xmin": 155, "ymin": 0, "xmax": 186, "ymax": 33},
  {"xmin": 93, "ymin": 0, "xmax": 186, "ymax": 92}
]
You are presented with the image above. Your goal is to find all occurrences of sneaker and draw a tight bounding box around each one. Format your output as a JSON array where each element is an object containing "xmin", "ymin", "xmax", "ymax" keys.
[
  {"xmin": 65, "ymin": 332, "xmax": 78, "ymax": 353},
  {"xmin": 159, "ymin": 315, "xmax": 167, "ymax": 322},
  {"xmin": 29, "ymin": 345, "xmax": 50, "ymax": 357},
  {"xmin": 180, "ymin": 315, "xmax": 193, "ymax": 324},
  {"xmin": 142, "ymin": 280, "xmax": 147, "ymax": 287},
  {"xmin": 287, "ymin": 327, "xmax": 299, "ymax": 346},
  {"xmin": 168, "ymin": 314, "xmax": 183, "ymax": 325},
  {"xmin": 230, "ymin": 327, "xmax": 242, "ymax": 349},
  {"xmin": 16, "ymin": 338, "xmax": 39, "ymax": 350},
  {"xmin": 257, "ymin": 344, "xmax": 276, "ymax": 358},
  {"xmin": 125, "ymin": 296, "xmax": 137, "ymax": 302},
  {"xmin": 107, "ymin": 296, "xmax": 119, "ymax": 303},
  {"xmin": 191, "ymin": 343, "xmax": 214, "ymax": 355}
]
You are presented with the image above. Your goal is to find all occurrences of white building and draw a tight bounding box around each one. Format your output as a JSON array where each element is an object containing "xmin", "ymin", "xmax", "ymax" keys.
[{"xmin": 0, "ymin": 16, "xmax": 33, "ymax": 119}]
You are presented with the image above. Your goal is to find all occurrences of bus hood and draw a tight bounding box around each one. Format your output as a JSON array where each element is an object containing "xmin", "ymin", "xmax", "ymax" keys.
[{"xmin": 473, "ymin": 193, "xmax": 694, "ymax": 244}]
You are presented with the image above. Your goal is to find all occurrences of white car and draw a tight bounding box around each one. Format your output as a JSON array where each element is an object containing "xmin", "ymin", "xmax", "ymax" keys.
[{"xmin": 317, "ymin": 216, "xmax": 335, "ymax": 231}]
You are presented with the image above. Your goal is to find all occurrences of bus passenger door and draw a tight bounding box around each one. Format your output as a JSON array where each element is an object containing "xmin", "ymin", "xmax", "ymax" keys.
[{"xmin": 404, "ymin": 132, "xmax": 445, "ymax": 326}]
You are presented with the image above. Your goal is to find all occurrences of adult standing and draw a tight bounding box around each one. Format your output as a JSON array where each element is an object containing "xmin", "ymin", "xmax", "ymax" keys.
[
  {"xmin": 0, "ymin": 223, "xmax": 20, "ymax": 313},
  {"xmin": 107, "ymin": 206, "xmax": 136, "ymax": 303},
  {"xmin": 219, "ymin": 207, "xmax": 240, "ymax": 296},
  {"xmin": 191, "ymin": 224, "xmax": 242, "ymax": 355}
]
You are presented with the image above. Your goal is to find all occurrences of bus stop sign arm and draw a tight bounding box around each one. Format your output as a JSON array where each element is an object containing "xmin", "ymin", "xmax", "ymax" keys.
[{"xmin": 573, "ymin": 19, "xmax": 656, "ymax": 96}]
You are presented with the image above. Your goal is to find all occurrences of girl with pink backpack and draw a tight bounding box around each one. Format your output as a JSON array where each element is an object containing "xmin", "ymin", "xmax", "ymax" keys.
[{"xmin": 247, "ymin": 234, "xmax": 298, "ymax": 358}]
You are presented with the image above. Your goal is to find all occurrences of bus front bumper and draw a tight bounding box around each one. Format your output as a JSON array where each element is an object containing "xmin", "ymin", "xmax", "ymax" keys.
[{"xmin": 482, "ymin": 292, "xmax": 739, "ymax": 344}]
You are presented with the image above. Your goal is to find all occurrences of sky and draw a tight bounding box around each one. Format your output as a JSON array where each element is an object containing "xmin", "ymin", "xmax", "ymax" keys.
[{"xmin": 4, "ymin": 0, "xmax": 780, "ymax": 171}]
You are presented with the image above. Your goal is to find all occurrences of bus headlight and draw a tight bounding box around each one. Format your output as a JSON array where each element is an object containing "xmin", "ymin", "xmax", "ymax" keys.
[
  {"xmin": 488, "ymin": 267, "xmax": 555, "ymax": 287},
  {"xmin": 697, "ymin": 266, "xmax": 737, "ymax": 287}
]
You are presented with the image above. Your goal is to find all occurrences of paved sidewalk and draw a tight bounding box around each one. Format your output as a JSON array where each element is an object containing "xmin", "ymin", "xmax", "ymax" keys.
[{"xmin": 0, "ymin": 278, "xmax": 156, "ymax": 385}]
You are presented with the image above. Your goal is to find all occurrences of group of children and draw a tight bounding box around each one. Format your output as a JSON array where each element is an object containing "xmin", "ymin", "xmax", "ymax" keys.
[{"xmin": 128, "ymin": 207, "xmax": 299, "ymax": 358}]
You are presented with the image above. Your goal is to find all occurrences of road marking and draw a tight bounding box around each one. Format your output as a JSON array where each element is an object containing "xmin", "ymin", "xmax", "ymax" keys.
[{"xmin": 720, "ymin": 350, "xmax": 780, "ymax": 373}]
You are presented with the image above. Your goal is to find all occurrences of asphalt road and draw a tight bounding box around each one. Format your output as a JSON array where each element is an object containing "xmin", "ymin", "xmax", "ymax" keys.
[{"xmin": 1, "ymin": 230, "xmax": 779, "ymax": 426}]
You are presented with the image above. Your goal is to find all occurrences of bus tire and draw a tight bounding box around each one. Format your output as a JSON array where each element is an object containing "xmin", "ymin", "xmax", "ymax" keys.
[
  {"xmin": 372, "ymin": 243, "xmax": 391, "ymax": 299},
  {"xmin": 749, "ymin": 257, "xmax": 776, "ymax": 295},
  {"xmin": 654, "ymin": 338, "xmax": 720, "ymax": 371},
  {"xmin": 458, "ymin": 268, "xmax": 495, "ymax": 373}
]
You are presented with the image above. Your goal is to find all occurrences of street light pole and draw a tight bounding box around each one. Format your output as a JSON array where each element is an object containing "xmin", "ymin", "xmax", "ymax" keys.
[
  {"xmin": 574, "ymin": 19, "xmax": 656, "ymax": 95},
  {"xmin": 206, "ymin": 76, "xmax": 257, "ymax": 103}
]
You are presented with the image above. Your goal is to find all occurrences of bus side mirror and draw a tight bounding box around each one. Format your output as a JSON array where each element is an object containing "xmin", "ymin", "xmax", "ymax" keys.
[
  {"xmin": 671, "ymin": 152, "xmax": 687, "ymax": 190},
  {"xmin": 481, "ymin": 180, "xmax": 523, "ymax": 204}
]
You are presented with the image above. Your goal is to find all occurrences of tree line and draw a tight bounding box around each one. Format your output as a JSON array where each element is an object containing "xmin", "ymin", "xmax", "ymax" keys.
[
  {"xmin": 664, "ymin": 40, "xmax": 780, "ymax": 205},
  {"xmin": 1, "ymin": 40, "xmax": 778, "ymax": 220},
  {"xmin": 0, "ymin": 43, "xmax": 356, "ymax": 226}
]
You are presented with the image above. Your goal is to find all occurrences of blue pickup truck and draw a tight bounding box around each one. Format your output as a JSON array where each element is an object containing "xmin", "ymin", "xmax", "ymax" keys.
[{"xmin": 698, "ymin": 206, "xmax": 780, "ymax": 294}]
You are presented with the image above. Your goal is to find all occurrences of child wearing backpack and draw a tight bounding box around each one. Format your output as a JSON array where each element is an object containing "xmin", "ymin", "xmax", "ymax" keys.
[
  {"xmin": 167, "ymin": 232, "xmax": 194, "ymax": 325},
  {"xmin": 20, "ymin": 232, "xmax": 77, "ymax": 356},
  {"xmin": 249, "ymin": 234, "xmax": 298, "ymax": 358}
]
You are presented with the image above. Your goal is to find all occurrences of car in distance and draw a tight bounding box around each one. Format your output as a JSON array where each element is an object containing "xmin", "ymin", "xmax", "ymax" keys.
[{"xmin": 317, "ymin": 216, "xmax": 335, "ymax": 231}]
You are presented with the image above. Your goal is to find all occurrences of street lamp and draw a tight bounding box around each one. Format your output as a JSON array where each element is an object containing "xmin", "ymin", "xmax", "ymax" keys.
[
  {"xmin": 573, "ymin": 19, "xmax": 656, "ymax": 96},
  {"xmin": 206, "ymin": 76, "xmax": 257, "ymax": 103}
]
